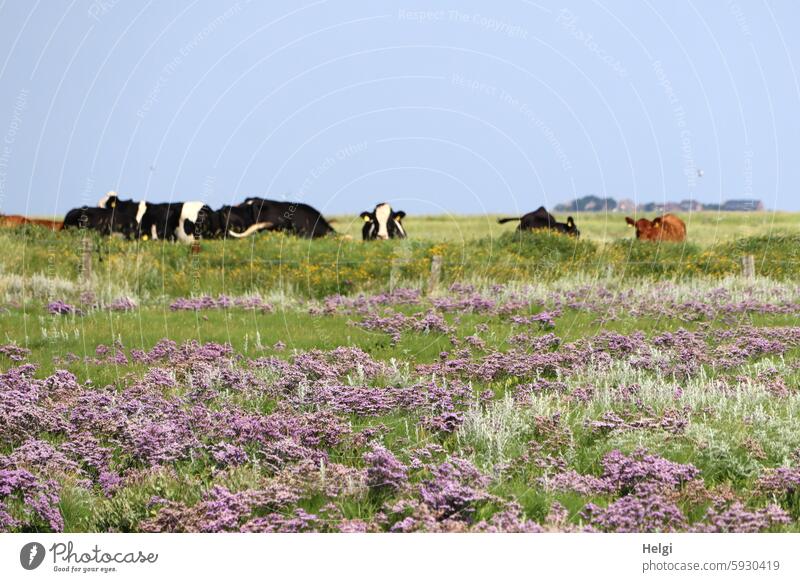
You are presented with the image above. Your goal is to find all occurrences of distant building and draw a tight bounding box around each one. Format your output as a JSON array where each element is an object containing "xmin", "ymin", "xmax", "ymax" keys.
[
  {"xmin": 720, "ymin": 199, "xmax": 764, "ymax": 211},
  {"xmin": 554, "ymin": 195, "xmax": 616, "ymax": 212},
  {"xmin": 616, "ymin": 198, "xmax": 636, "ymax": 213},
  {"xmin": 555, "ymin": 196, "xmax": 763, "ymax": 212},
  {"xmin": 679, "ymin": 199, "xmax": 704, "ymax": 211}
]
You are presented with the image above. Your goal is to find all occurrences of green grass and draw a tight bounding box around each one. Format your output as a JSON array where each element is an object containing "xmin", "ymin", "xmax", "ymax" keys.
[
  {"xmin": 2, "ymin": 212, "xmax": 799, "ymax": 300},
  {"xmin": 2, "ymin": 214, "xmax": 800, "ymax": 531},
  {"xmin": 328, "ymin": 211, "xmax": 800, "ymax": 245}
]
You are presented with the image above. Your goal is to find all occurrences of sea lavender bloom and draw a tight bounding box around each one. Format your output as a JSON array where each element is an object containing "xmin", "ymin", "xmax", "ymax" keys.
[
  {"xmin": 580, "ymin": 489, "xmax": 688, "ymax": 533},
  {"xmin": 541, "ymin": 470, "xmax": 613, "ymax": 496},
  {"xmin": 210, "ymin": 443, "xmax": 248, "ymax": 467},
  {"xmin": 420, "ymin": 411, "xmax": 464, "ymax": 434},
  {"xmin": 47, "ymin": 300, "xmax": 78, "ymax": 315},
  {"xmin": 418, "ymin": 458, "xmax": 491, "ymax": 520},
  {"xmin": 692, "ymin": 502, "xmax": 790, "ymax": 533},
  {"xmin": 757, "ymin": 467, "xmax": 800, "ymax": 495},
  {"xmin": 363, "ymin": 445, "xmax": 408, "ymax": 492},
  {"xmin": 0, "ymin": 468, "xmax": 63, "ymax": 532},
  {"xmin": 0, "ymin": 343, "xmax": 30, "ymax": 362},
  {"xmin": 601, "ymin": 449, "xmax": 700, "ymax": 492},
  {"xmin": 108, "ymin": 296, "xmax": 138, "ymax": 311}
]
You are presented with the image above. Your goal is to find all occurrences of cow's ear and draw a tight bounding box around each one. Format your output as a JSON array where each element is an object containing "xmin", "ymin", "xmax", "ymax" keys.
[
  {"xmin": 110, "ymin": 200, "xmax": 116, "ymax": 208},
  {"xmin": 653, "ymin": 217, "xmax": 661, "ymax": 228},
  {"xmin": 566, "ymin": 216, "xmax": 574, "ymax": 227},
  {"xmin": 394, "ymin": 211, "xmax": 406, "ymax": 221},
  {"xmin": 360, "ymin": 212, "xmax": 372, "ymax": 222},
  {"xmin": 625, "ymin": 217, "xmax": 634, "ymax": 227}
]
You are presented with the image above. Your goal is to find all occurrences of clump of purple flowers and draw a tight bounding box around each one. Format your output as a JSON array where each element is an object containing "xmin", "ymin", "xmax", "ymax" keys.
[
  {"xmin": 108, "ymin": 296, "xmax": 138, "ymax": 311},
  {"xmin": 581, "ymin": 488, "xmax": 688, "ymax": 533},
  {"xmin": 363, "ymin": 445, "xmax": 408, "ymax": 492},
  {"xmin": 0, "ymin": 343, "xmax": 30, "ymax": 362},
  {"xmin": 47, "ymin": 300, "xmax": 78, "ymax": 315},
  {"xmin": 169, "ymin": 295, "xmax": 273, "ymax": 312},
  {"xmin": 418, "ymin": 458, "xmax": 491, "ymax": 520},
  {"xmin": 0, "ymin": 468, "xmax": 64, "ymax": 532}
]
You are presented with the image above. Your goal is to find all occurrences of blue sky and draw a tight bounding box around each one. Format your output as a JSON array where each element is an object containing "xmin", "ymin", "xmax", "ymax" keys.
[{"xmin": 0, "ymin": 0, "xmax": 798, "ymax": 216}]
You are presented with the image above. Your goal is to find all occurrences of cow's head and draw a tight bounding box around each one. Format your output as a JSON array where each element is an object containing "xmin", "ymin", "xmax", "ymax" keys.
[
  {"xmin": 99, "ymin": 192, "xmax": 135, "ymax": 210},
  {"xmin": 360, "ymin": 203, "xmax": 406, "ymax": 240},
  {"xmin": 625, "ymin": 216, "xmax": 662, "ymax": 240},
  {"xmin": 98, "ymin": 191, "xmax": 118, "ymax": 208},
  {"xmin": 562, "ymin": 216, "xmax": 580, "ymax": 238}
]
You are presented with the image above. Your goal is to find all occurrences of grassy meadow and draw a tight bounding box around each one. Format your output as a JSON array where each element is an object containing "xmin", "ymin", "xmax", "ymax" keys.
[
  {"xmin": 329, "ymin": 210, "xmax": 800, "ymax": 245},
  {"xmin": 2, "ymin": 212, "xmax": 800, "ymax": 533},
  {"xmin": 1, "ymin": 212, "xmax": 799, "ymax": 303}
]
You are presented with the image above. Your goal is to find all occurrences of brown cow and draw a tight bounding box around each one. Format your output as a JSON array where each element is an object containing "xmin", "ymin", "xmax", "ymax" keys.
[
  {"xmin": 625, "ymin": 214, "xmax": 686, "ymax": 242},
  {"xmin": 26, "ymin": 218, "xmax": 63, "ymax": 230},
  {"xmin": 0, "ymin": 214, "xmax": 63, "ymax": 230}
]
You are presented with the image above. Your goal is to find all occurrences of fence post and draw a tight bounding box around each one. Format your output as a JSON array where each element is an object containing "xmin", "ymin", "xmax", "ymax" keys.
[
  {"xmin": 428, "ymin": 255, "xmax": 442, "ymax": 293},
  {"xmin": 741, "ymin": 254, "xmax": 755, "ymax": 279},
  {"xmin": 80, "ymin": 237, "xmax": 93, "ymax": 280}
]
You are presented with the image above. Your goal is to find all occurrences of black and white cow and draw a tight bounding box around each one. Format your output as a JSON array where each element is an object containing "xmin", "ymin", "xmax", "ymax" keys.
[
  {"xmin": 239, "ymin": 197, "xmax": 335, "ymax": 239},
  {"xmin": 66, "ymin": 196, "xmax": 140, "ymax": 238},
  {"xmin": 63, "ymin": 206, "xmax": 118, "ymax": 236},
  {"xmin": 99, "ymin": 194, "xmax": 177, "ymax": 240},
  {"xmin": 99, "ymin": 194, "xmax": 273, "ymax": 241},
  {"xmin": 97, "ymin": 193, "xmax": 147, "ymax": 238},
  {"xmin": 497, "ymin": 206, "xmax": 580, "ymax": 237},
  {"xmin": 210, "ymin": 205, "xmax": 274, "ymax": 239},
  {"xmin": 359, "ymin": 203, "xmax": 407, "ymax": 240}
]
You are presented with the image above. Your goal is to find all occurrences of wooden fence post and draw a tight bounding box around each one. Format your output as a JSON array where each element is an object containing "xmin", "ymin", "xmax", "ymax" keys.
[
  {"xmin": 741, "ymin": 254, "xmax": 755, "ymax": 280},
  {"xmin": 80, "ymin": 238, "xmax": 93, "ymax": 280},
  {"xmin": 428, "ymin": 255, "xmax": 442, "ymax": 293},
  {"xmin": 389, "ymin": 258, "xmax": 402, "ymax": 291}
]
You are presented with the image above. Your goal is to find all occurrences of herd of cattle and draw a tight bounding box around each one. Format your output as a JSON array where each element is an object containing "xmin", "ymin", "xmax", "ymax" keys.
[{"xmin": 0, "ymin": 194, "xmax": 688, "ymax": 242}]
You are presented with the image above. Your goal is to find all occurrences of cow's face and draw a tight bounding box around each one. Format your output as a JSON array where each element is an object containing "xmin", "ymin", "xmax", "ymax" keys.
[
  {"xmin": 360, "ymin": 203, "xmax": 407, "ymax": 240},
  {"xmin": 626, "ymin": 216, "xmax": 661, "ymax": 240},
  {"xmin": 98, "ymin": 192, "xmax": 118, "ymax": 208},
  {"xmin": 564, "ymin": 216, "xmax": 580, "ymax": 238}
]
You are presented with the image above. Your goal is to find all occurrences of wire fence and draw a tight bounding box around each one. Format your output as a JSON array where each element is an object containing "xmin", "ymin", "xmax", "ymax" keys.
[{"xmin": 75, "ymin": 240, "xmax": 796, "ymax": 285}]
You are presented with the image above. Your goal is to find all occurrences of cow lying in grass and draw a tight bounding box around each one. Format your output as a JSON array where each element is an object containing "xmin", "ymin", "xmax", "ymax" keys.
[
  {"xmin": 497, "ymin": 206, "xmax": 580, "ymax": 237},
  {"xmin": 97, "ymin": 194, "xmax": 272, "ymax": 241},
  {"xmin": 625, "ymin": 214, "xmax": 686, "ymax": 242},
  {"xmin": 240, "ymin": 197, "xmax": 336, "ymax": 239}
]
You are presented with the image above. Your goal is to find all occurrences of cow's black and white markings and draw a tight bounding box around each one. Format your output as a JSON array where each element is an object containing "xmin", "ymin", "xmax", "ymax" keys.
[
  {"xmin": 240, "ymin": 197, "xmax": 335, "ymax": 239},
  {"xmin": 63, "ymin": 206, "xmax": 118, "ymax": 236},
  {"xmin": 94, "ymin": 192, "xmax": 142, "ymax": 238},
  {"xmin": 215, "ymin": 205, "xmax": 274, "ymax": 238},
  {"xmin": 497, "ymin": 206, "xmax": 580, "ymax": 237},
  {"xmin": 96, "ymin": 194, "xmax": 273, "ymax": 241},
  {"xmin": 359, "ymin": 203, "xmax": 407, "ymax": 240}
]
